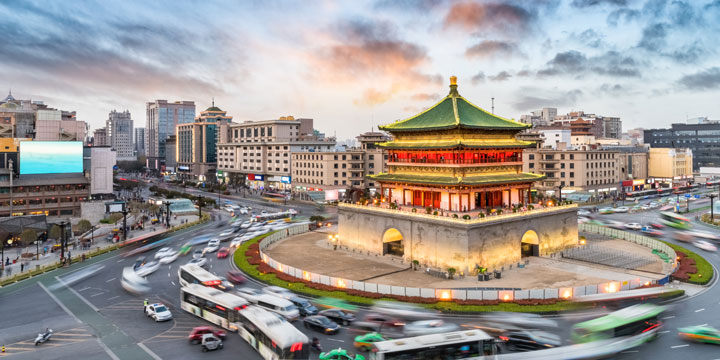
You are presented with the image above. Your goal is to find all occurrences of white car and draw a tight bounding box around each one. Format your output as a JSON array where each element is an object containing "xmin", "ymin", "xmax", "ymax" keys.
[
  {"xmin": 236, "ymin": 287, "xmax": 263, "ymax": 304},
  {"xmin": 240, "ymin": 222, "xmax": 252, "ymax": 229},
  {"xmin": 624, "ymin": 223, "xmax": 642, "ymax": 231},
  {"xmin": 154, "ymin": 247, "xmax": 174, "ymax": 259},
  {"xmin": 158, "ymin": 251, "xmax": 178, "ymax": 264},
  {"xmin": 261, "ymin": 210, "xmax": 269, "ymax": 216},
  {"xmin": 208, "ymin": 238, "xmax": 221, "ymax": 247},
  {"xmin": 219, "ymin": 229, "xmax": 234, "ymax": 239},
  {"xmin": 687, "ymin": 230, "xmax": 720, "ymax": 241},
  {"xmin": 614, "ymin": 206, "xmax": 629, "ymax": 213},
  {"xmin": 193, "ymin": 249, "xmax": 204, "ymax": 259},
  {"xmin": 204, "ymin": 243, "xmax": 219, "ymax": 253},
  {"xmin": 145, "ymin": 303, "xmax": 173, "ymax": 322},
  {"xmin": 135, "ymin": 261, "xmax": 160, "ymax": 277},
  {"xmin": 605, "ymin": 220, "xmax": 624, "ymax": 229},
  {"xmin": 188, "ymin": 257, "xmax": 208, "ymax": 267},
  {"xmin": 403, "ymin": 320, "xmax": 459, "ymax": 337},
  {"xmin": 693, "ymin": 240, "xmax": 718, "ymax": 252},
  {"xmin": 230, "ymin": 235, "xmax": 252, "ymax": 248},
  {"xmin": 239, "ymin": 208, "xmax": 248, "ymax": 215},
  {"xmin": 577, "ymin": 209, "xmax": 592, "ymax": 217},
  {"xmin": 262, "ymin": 286, "xmax": 294, "ymax": 299}
]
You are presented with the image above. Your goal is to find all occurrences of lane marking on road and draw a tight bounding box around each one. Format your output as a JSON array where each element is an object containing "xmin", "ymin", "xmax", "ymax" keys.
[
  {"xmin": 621, "ymin": 350, "xmax": 639, "ymax": 353},
  {"xmin": 117, "ymin": 259, "xmax": 125, "ymax": 262},
  {"xmin": 671, "ymin": 344, "xmax": 689, "ymax": 348},
  {"xmin": 96, "ymin": 338, "xmax": 120, "ymax": 360},
  {"xmin": 55, "ymin": 276, "xmax": 99, "ymax": 312},
  {"xmin": 107, "ymin": 295, "xmax": 120, "ymax": 301},
  {"xmin": 138, "ymin": 343, "xmax": 162, "ymax": 360},
  {"xmin": 662, "ymin": 316, "xmax": 675, "ymax": 319},
  {"xmin": 659, "ymin": 331, "xmax": 670, "ymax": 334},
  {"xmin": 78, "ymin": 286, "xmax": 91, "ymax": 291},
  {"xmin": 695, "ymin": 308, "xmax": 705, "ymax": 312},
  {"xmin": 38, "ymin": 282, "xmax": 81, "ymax": 324},
  {"xmin": 327, "ymin": 339, "xmax": 345, "ymax": 342},
  {"xmin": 697, "ymin": 323, "xmax": 708, "ymax": 327},
  {"xmin": 105, "ymin": 277, "xmax": 116, "ymax": 283},
  {"xmin": 90, "ymin": 292, "xmax": 104, "ymax": 297}
]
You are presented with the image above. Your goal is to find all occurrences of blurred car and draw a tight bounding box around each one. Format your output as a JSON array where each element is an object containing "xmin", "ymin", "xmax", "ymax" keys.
[
  {"xmin": 693, "ymin": 240, "xmax": 717, "ymax": 252},
  {"xmin": 158, "ymin": 251, "xmax": 179, "ymax": 264},
  {"xmin": 640, "ymin": 227, "xmax": 664, "ymax": 237},
  {"xmin": 605, "ymin": 220, "xmax": 625, "ymax": 229},
  {"xmin": 189, "ymin": 326, "xmax": 226, "ymax": 344},
  {"xmin": 203, "ymin": 243, "xmax": 219, "ymax": 254},
  {"xmin": 500, "ymin": 330, "xmax": 561, "ymax": 352},
  {"xmin": 289, "ymin": 296, "xmax": 318, "ymax": 316},
  {"xmin": 188, "ymin": 257, "xmax": 208, "ymax": 267},
  {"xmin": 133, "ymin": 256, "xmax": 147, "ymax": 270},
  {"xmin": 370, "ymin": 301, "xmax": 437, "ymax": 320},
  {"xmin": 261, "ymin": 210, "xmax": 269, "ymax": 216},
  {"xmin": 577, "ymin": 217, "xmax": 590, "ymax": 224},
  {"xmin": 263, "ymin": 286, "xmax": 294, "ymax": 299},
  {"xmin": 403, "ymin": 320, "xmax": 459, "ymax": 337},
  {"xmin": 236, "ymin": 287, "xmax": 263, "ymax": 303},
  {"xmin": 319, "ymin": 309, "xmax": 356, "ymax": 325},
  {"xmin": 121, "ymin": 267, "xmax": 151, "ymax": 294},
  {"xmin": 640, "ymin": 204, "xmax": 651, "ymax": 211},
  {"xmin": 217, "ymin": 247, "xmax": 230, "ymax": 259},
  {"xmin": 353, "ymin": 332, "xmax": 386, "ymax": 352},
  {"xmin": 599, "ymin": 207, "xmax": 614, "ymax": 214},
  {"xmin": 577, "ymin": 209, "xmax": 592, "ymax": 217},
  {"xmin": 687, "ymin": 230, "xmax": 720, "ymax": 241},
  {"xmin": 192, "ymin": 250, "xmax": 204, "ymax": 259},
  {"xmin": 218, "ymin": 229, "xmax": 235, "ymax": 240},
  {"xmin": 135, "ymin": 261, "xmax": 160, "ymax": 277},
  {"xmin": 624, "ymin": 222, "xmax": 642, "ymax": 230},
  {"xmin": 674, "ymin": 231, "xmax": 694, "ymax": 243},
  {"xmin": 303, "ymin": 315, "xmax": 340, "ymax": 334},
  {"xmin": 226, "ymin": 271, "xmax": 246, "ymax": 285},
  {"xmin": 319, "ymin": 348, "xmax": 365, "ymax": 360},
  {"xmin": 215, "ymin": 276, "xmax": 235, "ymax": 291},
  {"xmin": 614, "ymin": 206, "xmax": 629, "ymax": 213},
  {"xmin": 145, "ymin": 303, "xmax": 172, "ymax": 322},
  {"xmin": 678, "ymin": 325, "xmax": 720, "ymax": 345},
  {"xmin": 650, "ymin": 222, "xmax": 665, "ymax": 229},
  {"xmin": 478, "ymin": 312, "xmax": 558, "ymax": 330},
  {"xmin": 179, "ymin": 244, "xmax": 193, "ymax": 256},
  {"xmin": 154, "ymin": 247, "xmax": 174, "ymax": 259}
]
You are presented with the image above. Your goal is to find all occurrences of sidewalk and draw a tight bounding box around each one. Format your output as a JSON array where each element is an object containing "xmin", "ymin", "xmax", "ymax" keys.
[{"xmin": 0, "ymin": 214, "xmax": 197, "ymax": 280}]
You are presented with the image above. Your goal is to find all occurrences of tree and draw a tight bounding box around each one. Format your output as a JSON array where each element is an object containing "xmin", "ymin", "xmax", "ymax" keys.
[
  {"xmin": 309, "ymin": 215, "xmax": 325, "ymax": 223},
  {"xmin": 77, "ymin": 219, "xmax": 92, "ymax": 234},
  {"xmin": 49, "ymin": 225, "xmax": 62, "ymax": 240},
  {"xmin": 20, "ymin": 229, "xmax": 38, "ymax": 247}
]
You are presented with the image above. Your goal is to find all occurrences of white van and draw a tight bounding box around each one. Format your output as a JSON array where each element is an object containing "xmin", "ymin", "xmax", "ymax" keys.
[{"xmin": 254, "ymin": 294, "xmax": 299, "ymax": 321}]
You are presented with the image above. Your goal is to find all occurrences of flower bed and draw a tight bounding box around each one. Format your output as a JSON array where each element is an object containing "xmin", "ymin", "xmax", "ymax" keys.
[
  {"xmin": 235, "ymin": 236, "xmax": 588, "ymax": 313},
  {"xmin": 660, "ymin": 240, "xmax": 713, "ymax": 285}
]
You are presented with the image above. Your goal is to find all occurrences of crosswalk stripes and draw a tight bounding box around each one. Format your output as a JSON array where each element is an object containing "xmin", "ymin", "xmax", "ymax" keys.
[
  {"xmin": 0, "ymin": 327, "xmax": 95, "ymax": 356},
  {"xmin": 143, "ymin": 312, "xmax": 207, "ymax": 343}
]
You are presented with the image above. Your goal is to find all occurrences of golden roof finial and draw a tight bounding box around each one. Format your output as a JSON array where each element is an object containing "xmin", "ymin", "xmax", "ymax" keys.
[{"xmin": 450, "ymin": 76, "xmax": 457, "ymax": 86}]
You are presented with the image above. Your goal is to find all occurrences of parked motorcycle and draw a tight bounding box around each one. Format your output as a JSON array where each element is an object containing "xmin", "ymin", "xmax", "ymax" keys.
[{"xmin": 34, "ymin": 329, "xmax": 52, "ymax": 345}]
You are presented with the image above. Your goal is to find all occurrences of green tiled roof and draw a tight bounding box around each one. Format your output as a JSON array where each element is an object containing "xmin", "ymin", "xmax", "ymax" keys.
[
  {"xmin": 380, "ymin": 84, "xmax": 530, "ymax": 132},
  {"xmin": 369, "ymin": 173, "xmax": 545, "ymax": 186},
  {"xmin": 377, "ymin": 139, "xmax": 534, "ymax": 149}
]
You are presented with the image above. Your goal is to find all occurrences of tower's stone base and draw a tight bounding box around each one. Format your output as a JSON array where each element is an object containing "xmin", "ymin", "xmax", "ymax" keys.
[{"xmin": 338, "ymin": 204, "xmax": 578, "ymax": 274}]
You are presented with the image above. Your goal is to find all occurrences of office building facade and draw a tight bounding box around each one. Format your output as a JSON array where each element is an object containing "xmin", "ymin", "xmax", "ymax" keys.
[
  {"xmin": 134, "ymin": 127, "xmax": 146, "ymax": 157},
  {"xmin": 107, "ymin": 110, "xmax": 134, "ymax": 160},
  {"xmin": 176, "ymin": 105, "xmax": 232, "ymax": 180},
  {"xmin": 93, "ymin": 127, "xmax": 108, "ymax": 146},
  {"xmin": 145, "ymin": 100, "xmax": 195, "ymax": 170},
  {"xmin": 644, "ymin": 121, "xmax": 720, "ymax": 170}
]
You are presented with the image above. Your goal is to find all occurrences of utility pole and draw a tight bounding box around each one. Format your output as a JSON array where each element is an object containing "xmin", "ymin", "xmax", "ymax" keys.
[
  {"xmin": 198, "ymin": 195, "xmax": 203, "ymax": 219},
  {"xmin": 557, "ymin": 184, "xmax": 564, "ymax": 205},
  {"xmin": 59, "ymin": 221, "xmax": 68, "ymax": 261},
  {"xmin": 165, "ymin": 202, "xmax": 171, "ymax": 228},
  {"xmin": 122, "ymin": 208, "xmax": 129, "ymax": 241},
  {"xmin": 8, "ymin": 159, "xmax": 13, "ymax": 217}
]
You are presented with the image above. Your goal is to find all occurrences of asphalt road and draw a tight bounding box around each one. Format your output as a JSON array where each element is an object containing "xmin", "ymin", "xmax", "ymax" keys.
[{"xmin": 2, "ymin": 191, "xmax": 719, "ymax": 359}]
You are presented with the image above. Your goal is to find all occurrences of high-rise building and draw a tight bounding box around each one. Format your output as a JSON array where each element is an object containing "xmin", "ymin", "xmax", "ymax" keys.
[
  {"xmin": 107, "ymin": 110, "xmax": 134, "ymax": 160},
  {"xmin": 176, "ymin": 104, "xmax": 233, "ymax": 180},
  {"xmin": 93, "ymin": 127, "xmax": 108, "ymax": 146},
  {"xmin": 145, "ymin": 100, "xmax": 195, "ymax": 169},
  {"xmin": 644, "ymin": 121, "xmax": 720, "ymax": 170},
  {"xmin": 134, "ymin": 127, "xmax": 146, "ymax": 157}
]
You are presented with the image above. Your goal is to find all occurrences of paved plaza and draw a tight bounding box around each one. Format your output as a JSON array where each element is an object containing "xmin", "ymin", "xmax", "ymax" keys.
[{"xmin": 264, "ymin": 229, "xmax": 666, "ymax": 289}]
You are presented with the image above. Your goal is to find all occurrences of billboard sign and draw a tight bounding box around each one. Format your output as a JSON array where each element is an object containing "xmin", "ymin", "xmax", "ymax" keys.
[
  {"xmin": 281, "ymin": 176, "xmax": 291, "ymax": 184},
  {"xmin": 20, "ymin": 141, "xmax": 83, "ymax": 175}
]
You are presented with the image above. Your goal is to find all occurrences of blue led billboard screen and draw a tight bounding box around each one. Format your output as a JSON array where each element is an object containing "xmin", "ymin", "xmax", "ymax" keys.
[{"xmin": 20, "ymin": 141, "xmax": 83, "ymax": 175}]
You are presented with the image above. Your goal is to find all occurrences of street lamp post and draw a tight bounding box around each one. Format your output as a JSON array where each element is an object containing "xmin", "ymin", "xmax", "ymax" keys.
[
  {"xmin": 165, "ymin": 202, "xmax": 171, "ymax": 228},
  {"xmin": 122, "ymin": 208, "xmax": 129, "ymax": 242},
  {"xmin": 58, "ymin": 221, "xmax": 69, "ymax": 261},
  {"xmin": 9, "ymin": 159, "xmax": 13, "ymax": 217},
  {"xmin": 197, "ymin": 195, "xmax": 203, "ymax": 219},
  {"xmin": 710, "ymin": 194, "xmax": 717, "ymax": 223}
]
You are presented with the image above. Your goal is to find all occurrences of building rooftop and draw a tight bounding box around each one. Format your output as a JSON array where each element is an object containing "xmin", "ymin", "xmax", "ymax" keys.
[
  {"xmin": 380, "ymin": 77, "xmax": 529, "ymax": 133},
  {"xmin": 14, "ymin": 173, "xmax": 89, "ymax": 186}
]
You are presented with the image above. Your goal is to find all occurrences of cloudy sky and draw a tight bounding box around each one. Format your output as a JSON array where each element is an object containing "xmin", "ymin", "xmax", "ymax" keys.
[{"xmin": 2, "ymin": 0, "xmax": 719, "ymax": 139}]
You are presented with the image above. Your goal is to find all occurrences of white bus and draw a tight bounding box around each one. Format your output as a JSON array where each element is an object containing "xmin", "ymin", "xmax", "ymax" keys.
[
  {"xmin": 370, "ymin": 330, "xmax": 498, "ymax": 360},
  {"xmin": 178, "ymin": 264, "xmax": 222, "ymax": 288},
  {"xmin": 180, "ymin": 284, "xmax": 249, "ymax": 331},
  {"xmin": 236, "ymin": 306, "xmax": 309, "ymax": 360}
]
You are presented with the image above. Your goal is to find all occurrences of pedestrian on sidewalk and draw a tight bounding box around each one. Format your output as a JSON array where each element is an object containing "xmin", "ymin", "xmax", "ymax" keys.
[{"xmin": 20, "ymin": 263, "xmax": 24, "ymax": 272}]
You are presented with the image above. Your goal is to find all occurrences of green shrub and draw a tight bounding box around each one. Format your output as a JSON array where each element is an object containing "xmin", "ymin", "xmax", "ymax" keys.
[
  {"xmin": 433, "ymin": 211, "xmax": 438, "ymax": 216},
  {"xmin": 462, "ymin": 215, "xmax": 471, "ymax": 220},
  {"xmin": 425, "ymin": 207, "xmax": 432, "ymax": 214},
  {"xmin": 452, "ymin": 214, "xmax": 458, "ymax": 218},
  {"xmin": 659, "ymin": 240, "xmax": 713, "ymax": 285},
  {"xmin": 411, "ymin": 208, "xmax": 417, "ymax": 213}
]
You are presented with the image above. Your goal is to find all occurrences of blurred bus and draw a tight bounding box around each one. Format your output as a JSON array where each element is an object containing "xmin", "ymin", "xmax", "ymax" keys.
[
  {"xmin": 571, "ymin": 304, "xmax": 664, "ymax": 344},
  {"xmin": 659, "ymin": 211, "xmax": 692, "ymax": 230},
  {"xmin": 370, "ymin": 330, "xmax": 498, "ymax": 359}
]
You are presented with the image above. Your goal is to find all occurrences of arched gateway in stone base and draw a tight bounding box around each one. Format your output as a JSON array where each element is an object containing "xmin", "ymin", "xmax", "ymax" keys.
[
  {"xmin": 521, "ymin": 230, "xmax": 540, "ymax": 257},
  {"xmin": 382, "ymin": 228, "xmax": 404, "ymax": 257}
]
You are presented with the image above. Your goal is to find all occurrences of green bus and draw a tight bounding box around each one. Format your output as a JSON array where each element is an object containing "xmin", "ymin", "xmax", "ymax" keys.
[
  {"xmin": 571, "ymin": 304, "xmax": 665, "ymax": 344},
  {"xmin": 659, "ymin": 211, "xmax": 692, "ymax": 230}
]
